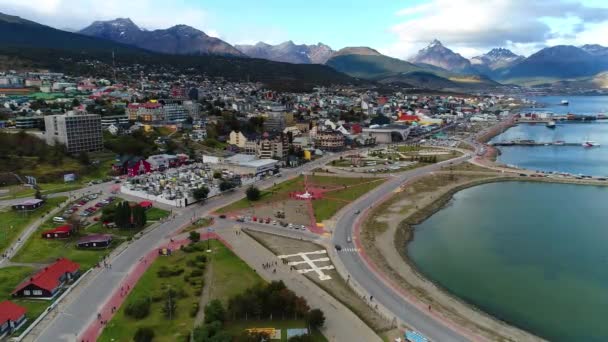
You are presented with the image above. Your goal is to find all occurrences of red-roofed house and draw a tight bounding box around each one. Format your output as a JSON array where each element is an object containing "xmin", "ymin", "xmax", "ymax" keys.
[
  {"xmin": 12, "ymin": 258, "xmax": 80, "ymax": 298},
  {"xmin": 41, "ymin": 225, "xmax": 73, "ymax": 239},
  {"xmin": 0, "ymin": 301, "xmax": 27, "ymax": 337},
  {"xmin": 397, "ymin": 114, "xmax": 420, "ymax": 123}
]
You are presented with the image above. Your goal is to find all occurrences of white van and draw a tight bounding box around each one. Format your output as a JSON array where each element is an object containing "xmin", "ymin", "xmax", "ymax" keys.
[{"xmin": 53, "ymin": 217, "xmax": 66, "ymax": 223}]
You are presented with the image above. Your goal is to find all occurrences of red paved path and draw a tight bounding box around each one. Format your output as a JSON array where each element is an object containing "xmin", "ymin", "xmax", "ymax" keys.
[
  {"xmin": 78, "ymin": 233, "xmax": 229, "ymax": 342},
  {"xmin": 352, "ymin": 177, "xmax": 486, "ymax": 342}
]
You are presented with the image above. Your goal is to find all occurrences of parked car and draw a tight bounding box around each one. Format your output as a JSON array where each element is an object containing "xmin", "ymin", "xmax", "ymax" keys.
[
  {"xmin": 219, "ymin": 214, "xmax": 226, "ymax": 219},
  {"xmin": 53, "ymin": 217, "xmax": 66, "ymax": 223}
]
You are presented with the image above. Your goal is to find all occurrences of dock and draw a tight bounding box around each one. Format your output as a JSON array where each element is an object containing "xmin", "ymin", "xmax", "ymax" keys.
[{"xmin": 491, "ymin": 141, "xmax": 581, "ymax": 147}]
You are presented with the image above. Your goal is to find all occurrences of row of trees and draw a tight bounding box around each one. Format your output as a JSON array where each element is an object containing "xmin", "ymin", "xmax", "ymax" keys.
[
  {"xmin": 101, "ymin": 201, "xmax": 147, "ymax": 229},
  {"xmin": 193, "ymin": 281, "xmax": 325, "ymax": 342}
]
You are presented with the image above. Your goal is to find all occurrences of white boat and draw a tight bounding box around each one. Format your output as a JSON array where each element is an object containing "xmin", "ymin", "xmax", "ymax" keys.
[
  {"xmin": 546, "ymin": 120, "xmax": 556, "ymax": 128},
  {"xmin": 582, "ymin": 140, "xmax": 600, "ymax": 147},
  {"xmin": 560, "ymin": 100, "xmax": 569, "ymax": 105}
]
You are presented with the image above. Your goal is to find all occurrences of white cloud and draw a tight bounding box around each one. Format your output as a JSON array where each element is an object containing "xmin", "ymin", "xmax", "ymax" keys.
[{"xmin": 386, "ymin": 0, "xmax": 608, "ymax": 59}]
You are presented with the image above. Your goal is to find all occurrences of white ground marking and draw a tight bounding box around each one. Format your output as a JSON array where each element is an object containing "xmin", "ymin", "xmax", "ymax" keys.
[{"xmin": 278, "ymin": 250, "xmax": 335, "ymax": 281}]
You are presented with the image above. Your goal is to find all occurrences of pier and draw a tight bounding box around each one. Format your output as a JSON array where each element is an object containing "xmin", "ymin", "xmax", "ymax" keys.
[{"xmin": 491, "ymin": 141, "xmax": 581, "ymax": 147}]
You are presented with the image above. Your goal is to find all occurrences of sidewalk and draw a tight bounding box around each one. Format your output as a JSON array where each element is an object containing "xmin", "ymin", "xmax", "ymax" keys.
[
  {"xmin": 0, "ymin": 197, "xmax": 68, "ymax": 267},
  {"xmin": 217, "ymin": 229, "xmax": 381, "ymax": 342}
]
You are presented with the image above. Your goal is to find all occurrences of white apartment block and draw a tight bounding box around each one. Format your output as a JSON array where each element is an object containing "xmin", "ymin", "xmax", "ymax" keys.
[{"xmin": 44, "ymin": 113, "xmax": 103, "ymax": 153}]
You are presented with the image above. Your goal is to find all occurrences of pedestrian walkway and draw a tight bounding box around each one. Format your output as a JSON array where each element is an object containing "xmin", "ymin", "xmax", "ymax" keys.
[
  {"xmin": 218, "ymin": 229, "xmax": 381, "ymax": 342},
  {"xmin": 78, "ymin": 233, "xmax": 219, "ymax": 342}
]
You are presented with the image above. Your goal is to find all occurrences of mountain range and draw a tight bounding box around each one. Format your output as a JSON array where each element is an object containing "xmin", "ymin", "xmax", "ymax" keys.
[
  {"xmin": 80, "ymin": 18, "xmax": 245, "ymax": 57},
  {"xmin": 2, "ymin": 12, "xmax": 608, "ymax": 90},
  {"xmin": 0, "ymin": 12, "xmax": 355, "ymax": 91},
  {"xmin": 235, "ymin": 41, "xmax": 334, "ymax": 64}
]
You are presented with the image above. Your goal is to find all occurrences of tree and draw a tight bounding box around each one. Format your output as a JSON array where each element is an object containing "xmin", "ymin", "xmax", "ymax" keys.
[
  {"xmin": 161, "ymin": 288, "xmax": 178, "ymax": 319},
  {"xmin": 219, "ymin": 180, "xmax": 234, "ymax": 192},
  {"xmin": 77, "ymin": 151, "xmax": 90, "ymax": 165},
  {"xmin": 193, "ymin": 186, "xmax": 210, "ymax": 202},
  {"xmin": 125, "ymin": 298, "xmax": 151, "ymax": 319},
  {"xmin": 189, "ymin": 231, "xmax": 201, "ymax": 243},
  {"xmin": 246, "ymin": 186, "xmax": 261, "ymax": 201},
  {"xmin": 34, "ymin": 189, "xmax": 42, "ymax": 200},
  {"xmin": 307, "ymin": 309, "xmax": 325, "ymax": 329},
  {"xmin": 213, "ymin": 171, "xmax": 223, "ymax": 179},
  {"xmin": 204, "ymin": 300, "xmax": 226, "ymax": 324},
  {"xmin": 132, "ymin": 205, "xmax": 147, "ymax": 229},
  {"xmin": 133, "ymin": 327, "xmax": 154, "ymax": 342}
]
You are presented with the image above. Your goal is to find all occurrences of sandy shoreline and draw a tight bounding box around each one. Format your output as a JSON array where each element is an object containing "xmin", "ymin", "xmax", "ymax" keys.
[{"xmin": 361, "ymin": 170, "xmax": 548, "ymax": 342}]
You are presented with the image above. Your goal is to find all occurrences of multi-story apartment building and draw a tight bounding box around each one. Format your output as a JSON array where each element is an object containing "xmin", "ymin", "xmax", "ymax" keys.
[
  {"xmin": 44, "ymin": 113, "xmax": 103, "ymax": 153},
  {"xmin": 127, "ymin": 102, "xmax": 188, "ymax": 123},
  {"xmin": 314, "ymin": 130, "xmax": 345, "ymax": 151},
  {"xmin": 100, "ymin": 115, "xmax": 129, "ymax": 129}
]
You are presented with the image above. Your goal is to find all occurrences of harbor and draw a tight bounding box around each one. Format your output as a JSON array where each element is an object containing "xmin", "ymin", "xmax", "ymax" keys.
[{"xmin": 490, "ymin": 140, "xmax": 597, "ymax": 147}]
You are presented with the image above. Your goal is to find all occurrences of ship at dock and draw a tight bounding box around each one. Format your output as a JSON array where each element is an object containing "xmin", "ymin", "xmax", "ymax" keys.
[{"xmin": 582, "ymin": 141, "xmax": 600, "ymax": 147}]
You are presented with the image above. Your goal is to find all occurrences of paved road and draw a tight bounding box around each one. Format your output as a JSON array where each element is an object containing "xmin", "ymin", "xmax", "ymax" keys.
[
  {"xmin": 31, "ymin": 153, "xmax": 340, "ymax": 342},
  {"xmin": 217, "ymin": 229, "xmax": 382, "ymax": 342},
  {"xmin": 332, "ymin": 153, "xmax": 475, "ymax": 342}
]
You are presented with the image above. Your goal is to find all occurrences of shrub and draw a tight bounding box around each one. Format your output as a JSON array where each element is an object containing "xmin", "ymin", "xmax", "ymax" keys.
[
  {"xmin": 195, "ymin": 254, "xmax": 207, "ymax": 262},
  {"xmin": 125, "ymin": 298, "xmax": 151, "ymax": 319},
  {"xmin": 204, "ymin": 300, "xmax": 226, "ymax": 324},
  {"xmin": 246, "ymin": 186, "xmax": 261, "ymax": 201},
  {"xmin": 133, "ymin": 327, "xmax": 155, "ymax": 342},
  {"xmin": 190, "ymin": 302, "xmax": 200, "ymax": 317},
  {"xmin": 307, "ymin": 309, "xmax": 325, "ymax": 329},
  {"xmin": 190, "ymin": 269, "xmax": 204, "ymax": 277},
  {"xmin": 157, "ymin": 266, "xmax": 184, "ymax": 278}
]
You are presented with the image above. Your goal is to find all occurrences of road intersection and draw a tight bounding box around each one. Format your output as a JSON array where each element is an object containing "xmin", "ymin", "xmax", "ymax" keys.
[{"xmin": 11, "ymin": 146, "xmax": 483, "ymax": 342}]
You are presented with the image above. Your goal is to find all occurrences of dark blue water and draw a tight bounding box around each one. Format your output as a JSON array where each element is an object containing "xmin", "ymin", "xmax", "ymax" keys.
[
  {"xmin": 527, "ymin": 95, "xmax": 608, "ymax": 115},
  {"xmin": 493, "ymin": 96, "xmax": 608, "ymax": 175},
  {"xmin": 409, "ymin": 182, "xmax": 608, "ymax": 342}
]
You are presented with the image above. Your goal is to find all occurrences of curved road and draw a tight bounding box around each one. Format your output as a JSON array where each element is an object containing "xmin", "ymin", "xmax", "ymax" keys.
[{"xmin": 332, "ymin": 152, "xmax": 475, "ymax": 342}]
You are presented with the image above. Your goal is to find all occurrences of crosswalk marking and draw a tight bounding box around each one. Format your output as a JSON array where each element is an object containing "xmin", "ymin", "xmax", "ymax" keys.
[{"xmin": 339, "ymin": 247, "xmax": 360, "ymax": 253}]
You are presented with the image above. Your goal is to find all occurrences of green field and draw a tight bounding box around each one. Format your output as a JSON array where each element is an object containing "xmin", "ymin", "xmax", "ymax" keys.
[
  {"xmin": 146, "ymin": 207, "xmax": 170, "ymax": 221},
  {"xmin": 312, "ymin": 178, "xmax": 385, "ymax": 221},
  {"xmin": 181, "ymin": 217, "xmax": 214, "ymax": 233},
  {"xmin": 215, "ymin": 177, "xmax": 304, "ymax": 213},
  {"xmin": 207, "ymin": 240, "xmax": 264, "ymax": 304},
  {"xmin": 216, "ymin": 175, "xmax": 383, "ymax": 218},
  {"xmin": 99, "ymin": 240, "xmax": 264, "ymax": 342},
  {"xmin": 0, "ymin": 266, "xmax": 53, "ymax": 335},
  {"xmin": 0, "ymin": 196, "xmax": 68, "ymax": 254}
]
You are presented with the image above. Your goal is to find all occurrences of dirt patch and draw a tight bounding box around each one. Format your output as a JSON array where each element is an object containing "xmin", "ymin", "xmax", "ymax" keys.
[
  {"xmin": 234, "ymin": 199, "xmax": 312, "ymax": 226},
  {"xmin": 245, "ymin": 230, "xmax": 395, "ymax": 335},
  {"xmin": 362, "ymin": 173, "xmax": 546, "ymax": 342}
]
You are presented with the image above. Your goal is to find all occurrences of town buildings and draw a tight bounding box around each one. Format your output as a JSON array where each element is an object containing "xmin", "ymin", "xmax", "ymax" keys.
[{"xmin": 44, "ymin": 112, "xmax": 103, "ymax": 153}]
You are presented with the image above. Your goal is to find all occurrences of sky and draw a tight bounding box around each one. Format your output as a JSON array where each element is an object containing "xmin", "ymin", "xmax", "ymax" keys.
[{"xmin": 1, "ymin": 0, "xmax": 608, "ymax": 59}]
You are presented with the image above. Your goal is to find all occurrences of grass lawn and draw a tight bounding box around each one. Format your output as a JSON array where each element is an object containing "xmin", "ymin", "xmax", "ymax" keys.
[
  {"xmin": 312, "ymin": 178, "xmax": 385, "ymax": 221},
  {"xmin": 11, "ymin": 230, "xmax": 117, "ymax": 270},
  {"xmin": 215, "ymin": 177, "xmax": 304, "ymax": 214},
  {"xmin": 181, "ymin": 217, "xmax": 214, "ymax": 233},
  {"xmin": 0, "ymin": 196, "xmax": 68, "ymax": 254},
  {"xmin": 224, "ymin": 320, "xmax": 327, "ymax": 342},
  {"xmin": 99, "ymin": 240, "xmax": 265, "ymax": 341},
  {"xmin": 0, "ymin": 266, "xmax": 53, "ymax": 335},
  {"xmin": 146, "ymin": 207, "xmax": 170, "ymax": 221},
  {"xmin": 206, "ymin": 240, "xmax": 264, "ymax": 304},
  {"xmin": 216, "ymin": 175, "xmax": 381, "ymax": 216},
  {"xmin": 12, "ymin": 212, "xmax": 144, "ymax": 270}
]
